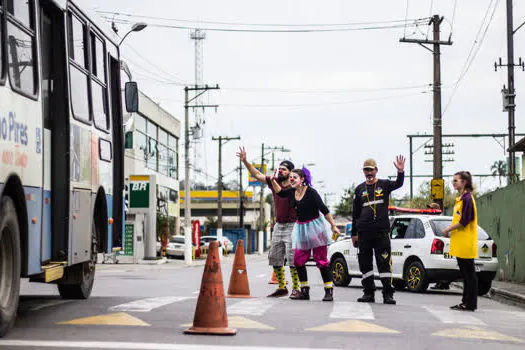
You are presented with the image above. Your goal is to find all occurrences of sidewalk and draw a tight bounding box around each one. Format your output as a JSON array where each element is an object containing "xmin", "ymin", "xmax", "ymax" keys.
[
  {"xmin": 97, "ymin": 252, "xmax": 268, "ymax": 273},
  {"xmin": 452, "ymin": 280, "xmax": 525, "ymax": 309}
]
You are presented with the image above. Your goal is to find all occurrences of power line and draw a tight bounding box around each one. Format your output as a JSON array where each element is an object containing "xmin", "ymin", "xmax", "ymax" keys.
[
  {"xmin": 102, "ymin": 16, "xmax": 429, "ymax": 33},
  {"xmin": 443, "ymin": 0, "xmax": 500, "ymax": 115},
  {"xmin": 98, "ymin": 10, "xmax": 429, "ymax": 28}
]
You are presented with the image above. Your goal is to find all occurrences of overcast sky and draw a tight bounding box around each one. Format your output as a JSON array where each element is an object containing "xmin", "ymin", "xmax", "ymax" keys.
[{"xmin": 92, "ymin": 0, "xmax": 525, "ymax": 207}]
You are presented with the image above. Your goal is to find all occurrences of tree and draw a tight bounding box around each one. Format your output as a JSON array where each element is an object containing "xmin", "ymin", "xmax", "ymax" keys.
[
  {"xmin": 407, "ymin": 181, "xmax": 456, "ymax": 212},
  {"xmin": 490, "ymin": 160, "xmax": 507, "ymax": 187},
  {"xmin": 335, "ymin": 185, "xmax": 356, "ymax": 219}
]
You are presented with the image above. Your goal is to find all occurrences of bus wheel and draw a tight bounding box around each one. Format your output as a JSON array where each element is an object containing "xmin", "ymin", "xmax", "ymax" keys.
[
  {"xmin": 58, "ymin": 221, "xmax": 97, "ymax": 299},
  {"xmin": 0, "ymin": 197, "xmax": 21, "ymax": 337}
]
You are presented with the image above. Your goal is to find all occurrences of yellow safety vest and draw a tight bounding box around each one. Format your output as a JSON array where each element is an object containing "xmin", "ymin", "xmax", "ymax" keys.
[{"xmin": 450, "ymin": 194, "xmax": 478, "ymax": 259}]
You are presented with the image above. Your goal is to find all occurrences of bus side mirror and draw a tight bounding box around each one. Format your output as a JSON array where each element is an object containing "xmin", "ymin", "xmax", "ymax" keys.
[{"xmin": 125, "ymin": 82, "xmax": 139, "ymax": 113}]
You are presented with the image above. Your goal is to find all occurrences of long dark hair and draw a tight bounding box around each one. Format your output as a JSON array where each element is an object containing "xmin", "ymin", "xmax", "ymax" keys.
[
  {"xmin": 455, "ymin": 171, "xmax": 474, "ymax": 192},
  {"xmin": 291, "ymin": 167, "xmax": 312, "ymax": 187}
]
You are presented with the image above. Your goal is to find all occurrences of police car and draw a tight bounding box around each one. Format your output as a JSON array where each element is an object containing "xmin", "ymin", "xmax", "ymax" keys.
[{"xmin": 328, "ymin": 207, "xmax": 498, "ymax": 295}]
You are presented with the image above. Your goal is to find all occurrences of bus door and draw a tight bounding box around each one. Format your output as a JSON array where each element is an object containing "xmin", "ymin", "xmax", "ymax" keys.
[{"xmin": 40, "ymin": 1, "xmax": 69, "ymax": 262}]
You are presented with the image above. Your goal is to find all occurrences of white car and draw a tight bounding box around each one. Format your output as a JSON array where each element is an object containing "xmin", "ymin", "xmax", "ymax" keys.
[
  {"xmin": 200, "ymin": 235, "xmax": 234, "ymax": 253},
  {"xmin": 328, "ymin": 214, "xmax": 498, "ymax": 295},
  {"xmin": 166, "ymin": 236, "xmax": 185, "ymax": 258}
]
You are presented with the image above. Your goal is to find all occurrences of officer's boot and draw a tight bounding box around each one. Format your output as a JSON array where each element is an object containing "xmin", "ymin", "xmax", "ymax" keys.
[
  {"xmin": 290, "ymin": 286, "xmax": 310, "ymax": 300},
  {"xmin": 357, "ymin": 293, "xmax": 375, "ymax": 303},
  {"xmin": 322, "ymin": 288, "xmax": 333, "ymax": 302},
  {"xmin": 383, "ymin": 292, "xmax": 396, "ymax": 305}
]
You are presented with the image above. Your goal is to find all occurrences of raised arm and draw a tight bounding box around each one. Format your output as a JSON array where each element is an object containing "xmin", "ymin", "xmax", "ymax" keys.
[
  {"xmin": 385, "ymin": 155, "xmax": 405, "ymax": 191},
  {"xmin": 236, "ymin": 146, "xmax": 266, "ymax": 183}
]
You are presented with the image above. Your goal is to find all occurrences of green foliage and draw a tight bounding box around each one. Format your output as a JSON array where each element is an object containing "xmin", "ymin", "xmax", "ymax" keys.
[
  {"xmin": 335, "ymin": 185, "xmax": 356, "ymax": 219},
  {"xmin": 407, "ymin": 181, "xmax": 456, "ymax": 210},
  {"xmin": 490, "ymin": 160, "xmax": 507, "ymax": 187}
]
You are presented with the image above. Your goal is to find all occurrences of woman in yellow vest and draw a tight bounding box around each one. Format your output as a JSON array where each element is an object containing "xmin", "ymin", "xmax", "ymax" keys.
[{"xmin": 442, "ymin": 171, "xmax": 478, "ymax": 311}]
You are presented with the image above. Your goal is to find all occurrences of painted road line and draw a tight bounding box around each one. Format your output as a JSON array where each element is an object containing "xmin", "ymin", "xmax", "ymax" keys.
[
  {"xmin": 0, "ymin": 340, "xmax": 337, "ymax": 350},
  {"xmin": 57, "ymin": 312, "xmax": 150, "ymax": 327},
  {"xmin": 228, "ymin": 298, "xmax": 277, "ymax": 316},
  {"xmin": 306, "ymin": 320, "xmax": 399, "ymax": 334},
  {"xmin": 422, "ymin": 306, "xmax": 485, "ymax": 325},
  {"xmin": 109, "ymin": 296, "xmax": 192, "ymax": 312},
  {"xmin": 181, "ymin": 316, "xmax": 274, "ymax": 330},
  {"xmin": 433, "ymin": 327, "xmax": 523, "ymax": 343},
  {"xmin": 329, "ymin": 302, "xmax": 374, "ymax": 320}
]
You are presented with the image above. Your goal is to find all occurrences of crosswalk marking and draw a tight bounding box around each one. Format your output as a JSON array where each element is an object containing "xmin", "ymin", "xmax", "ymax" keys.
[
  {"xmin": 57, "ymin": 312, "xmax": 150, "ymax": 327},
  {"xmin": 109, "ymin": 297, "xmax": 192, "ymax": 312},
  {"xmin": 422, "ymin": 306, "xmax": 485, "ymax": 325},
  {"xmin": 433, "ymin": 327, "xmax": 523, "ymax": 343},
  {"xmin": 228, "ymin": 298, "xmax": 277, "ymax": 316},
  {"xmin": 329, "ymin": 302, "xmax": 374, "ymax": 320},
  {"xmin": 306, "ymin": 320, "xmax": 399, "ymax": 334}
]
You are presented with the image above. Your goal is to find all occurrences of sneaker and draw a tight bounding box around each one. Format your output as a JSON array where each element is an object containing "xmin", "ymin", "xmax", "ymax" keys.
[
  {"xmin": 357, "ymin": 294, "xmax": 375, "ymax": 303},
  {"xmin": 289, "ymin": 289, "xmax": 300, "ymax": 299},
  {"xmin": 322, "ymin": 288, "xmax": 334, "ymax": 302},
  {"xmin": 290, "ymin": 287, "xmax": 310, "ymax": 300},
  {"xmin": 267, "ymin": 288, "xmax": 288, "ymax": 298}
]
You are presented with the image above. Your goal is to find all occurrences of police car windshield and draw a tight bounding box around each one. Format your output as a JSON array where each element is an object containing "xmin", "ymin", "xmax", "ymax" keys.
[{"xmin": 429, "ymin": 219, "xmax": 490, "ymax": 240}]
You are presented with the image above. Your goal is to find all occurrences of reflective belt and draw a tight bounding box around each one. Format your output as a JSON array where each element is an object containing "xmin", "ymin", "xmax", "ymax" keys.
[
  {"xmin": 362, "ymin": 271, "xmax": 374, "ymax": 279},
  {"xmin": 379, "ymin": 272, "xmax": 392, "ymax": 278}
]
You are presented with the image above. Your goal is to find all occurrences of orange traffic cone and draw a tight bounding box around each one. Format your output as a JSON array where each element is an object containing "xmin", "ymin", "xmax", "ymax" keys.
[
  {"xmin": 184, "ymin": 241, "xmax": 236, "ymax": 336},
  {"xmin": 227, "ymin": 240, "xmax": 251, "ymax": 298},
  {"xmin": 268, "ymin": 271, "xmax": 288, "ymax": 285}
]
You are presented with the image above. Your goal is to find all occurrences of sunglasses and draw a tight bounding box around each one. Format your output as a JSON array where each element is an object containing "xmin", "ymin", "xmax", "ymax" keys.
[{"xmin": 363, "ymin": 168, "xmax": 375, "ymax": 172}]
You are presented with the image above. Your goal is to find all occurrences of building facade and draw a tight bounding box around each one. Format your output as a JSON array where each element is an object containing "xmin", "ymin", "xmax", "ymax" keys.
[{"xmin": 124, "ymin": 90, "xmax": 181, "ymax": 235}]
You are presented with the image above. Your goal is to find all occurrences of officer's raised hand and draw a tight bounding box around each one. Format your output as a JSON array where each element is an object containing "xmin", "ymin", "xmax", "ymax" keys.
[{"xmin": 393, "ymin": 155, "xmax": 406, "ymax": 172}]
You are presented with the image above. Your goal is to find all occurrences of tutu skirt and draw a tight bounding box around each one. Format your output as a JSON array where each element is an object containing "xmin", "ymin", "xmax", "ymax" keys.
[{"xmin": 292, "ymin": 216, "xmax": 332, "ymax": 250}]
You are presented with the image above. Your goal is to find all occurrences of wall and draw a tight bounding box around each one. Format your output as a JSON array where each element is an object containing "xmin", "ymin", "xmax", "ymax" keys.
[{"xmin": 476, "ymin": 180, "xmax": 525, "ymax": 282}]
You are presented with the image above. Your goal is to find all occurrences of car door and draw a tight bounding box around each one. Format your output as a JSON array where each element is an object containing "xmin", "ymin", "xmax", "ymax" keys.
[{"xmin": 390, "ymin": 218, "xmax": 410, "ymax": 276}]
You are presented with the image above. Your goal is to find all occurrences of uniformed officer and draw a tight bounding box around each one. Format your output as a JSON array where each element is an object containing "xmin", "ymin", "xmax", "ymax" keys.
[{"xmin": 351, "ymin": 156, "xmax": 405, "ymax": 304}]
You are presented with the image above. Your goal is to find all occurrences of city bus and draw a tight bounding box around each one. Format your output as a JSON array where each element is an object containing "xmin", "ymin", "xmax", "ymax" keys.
[{"xmin": 0, "ymin": 0, "xmax": 137, "ymax": 336}]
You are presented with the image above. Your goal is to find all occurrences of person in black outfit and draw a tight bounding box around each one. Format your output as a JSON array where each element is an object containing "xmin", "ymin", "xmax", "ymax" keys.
[
  {"xmin": 351, "ymin": 156, "xmax": 405, "ymax": 305},
  {"xmin": 271, "ymin": 168, "xmax": 340, "ymax": 301}
]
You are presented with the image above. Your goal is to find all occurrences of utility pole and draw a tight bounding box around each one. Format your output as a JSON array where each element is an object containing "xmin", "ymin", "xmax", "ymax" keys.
[
  {"xmin": 183, "ymin": 84, "xmax": 219, "ymax": 265},
  {"xmin": 212, "ymin": 135, "xmax": 240, "ymax": 257},
  {"xmin": 400, "ymin": 15, "xmax": 452, "ymax": 209},
  {"xmin": 495, "ymin": 0, "xmax": 524, "ymax": 184}
]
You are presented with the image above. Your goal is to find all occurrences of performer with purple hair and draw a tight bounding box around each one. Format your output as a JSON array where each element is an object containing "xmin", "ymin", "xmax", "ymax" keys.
[{"xmin": 271, "ymin": 167, "xmax": 340, "ymax": 301}]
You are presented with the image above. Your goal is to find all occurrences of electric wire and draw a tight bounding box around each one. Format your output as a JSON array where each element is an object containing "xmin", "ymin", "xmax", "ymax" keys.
[{"xmin": 443, "ymin": 0, "xmax": 499, "ymax": 115}]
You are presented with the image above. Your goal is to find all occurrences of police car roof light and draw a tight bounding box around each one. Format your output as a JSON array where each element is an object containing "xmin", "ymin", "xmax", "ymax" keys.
[{"xmin": 387, "ymin": 206, "xmax": 442, "ymax": 215}]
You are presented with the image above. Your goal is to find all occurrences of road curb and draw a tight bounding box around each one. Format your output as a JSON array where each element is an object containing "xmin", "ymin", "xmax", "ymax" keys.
[{"xmin": 451, "ymin": 282, "xmax": 525, "ymax": 308}]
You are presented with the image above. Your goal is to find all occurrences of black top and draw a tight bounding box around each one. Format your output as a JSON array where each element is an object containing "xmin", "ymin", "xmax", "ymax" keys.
[
  {"xmin": 351, "ymin": 172, "xmax": 404, "ymax": 236},
  {"xmin": 277, "ymin": 186, "xmax": 329, "ymax": 223}
]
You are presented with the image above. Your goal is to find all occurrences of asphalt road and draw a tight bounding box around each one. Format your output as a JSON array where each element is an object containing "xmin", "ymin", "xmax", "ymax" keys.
[{"xmin": 1, "ymin": 255, "xmax": 525, "ymax": 350}]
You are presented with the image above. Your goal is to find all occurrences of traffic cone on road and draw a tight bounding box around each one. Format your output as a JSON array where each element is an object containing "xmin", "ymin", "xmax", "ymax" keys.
[
  {"xmin": 184, "ymin": 241, "xmax": 236, "ymax": 336},
  {"xmin": 268, "ymin": 271, "xmax": 288, "ymax": 285},
  {"xmin": 227, "ymin": 240, "xmax": 251, "ymax": 298}
]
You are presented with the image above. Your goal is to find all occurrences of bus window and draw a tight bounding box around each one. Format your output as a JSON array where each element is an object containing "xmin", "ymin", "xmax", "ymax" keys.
[
  {"xmin": 0, "ymin": 4, "xmax": 4, "ymax": 83},
  {"xmin": 91, "ymin": 33, "xmax": 108, "ymax": 131},
  {"xmin": 67, "ymin": 12, "xmax": 89, "ymax": 122},
  {"xmin": 6, "ymin": 0, "xmax": 37, "ymax": 96},
  {"xmin": 68, "ymin": 13, "xmax": 86, "ymax": 68},
  {"xmin": 92, "ymin": 80, "xmax": 108, "ymax": 130}
]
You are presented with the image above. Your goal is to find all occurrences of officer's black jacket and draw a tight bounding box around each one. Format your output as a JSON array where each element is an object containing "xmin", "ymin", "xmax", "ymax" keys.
[{"xmin": 351, "ymin": 172, "xmax": 404, "ymax": 236}]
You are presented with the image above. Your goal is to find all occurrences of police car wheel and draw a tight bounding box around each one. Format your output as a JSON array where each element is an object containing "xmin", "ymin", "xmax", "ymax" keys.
[
  {"xmin": 478, "ymin": 279, "xmax": 492, "ymax": 296},
  {"xmin": 404, "ymin": 260, "xmax": 429, "ymax": 293},
  {"xmin": 392, "ymin": 279, "xmax": 406, "ymax": 290},
  {"xmin": 331, "ymin": 257, "xmax": 351, "ymax": 287}
]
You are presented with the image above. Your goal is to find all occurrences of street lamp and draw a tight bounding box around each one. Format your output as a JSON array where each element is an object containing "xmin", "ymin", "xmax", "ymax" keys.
[{"xmin": 119, "ymin": 22, "xmax": 148, "ymax": 47}]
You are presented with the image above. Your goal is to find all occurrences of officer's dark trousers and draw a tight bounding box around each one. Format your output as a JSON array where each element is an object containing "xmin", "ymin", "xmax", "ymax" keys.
[
  {"xmin": 457, "ymin": 258, "xmax": 478, "ymax": 310},
  {"xmin": 358, "ymin": 232, "xmax": 394, "ymax": 296}
]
